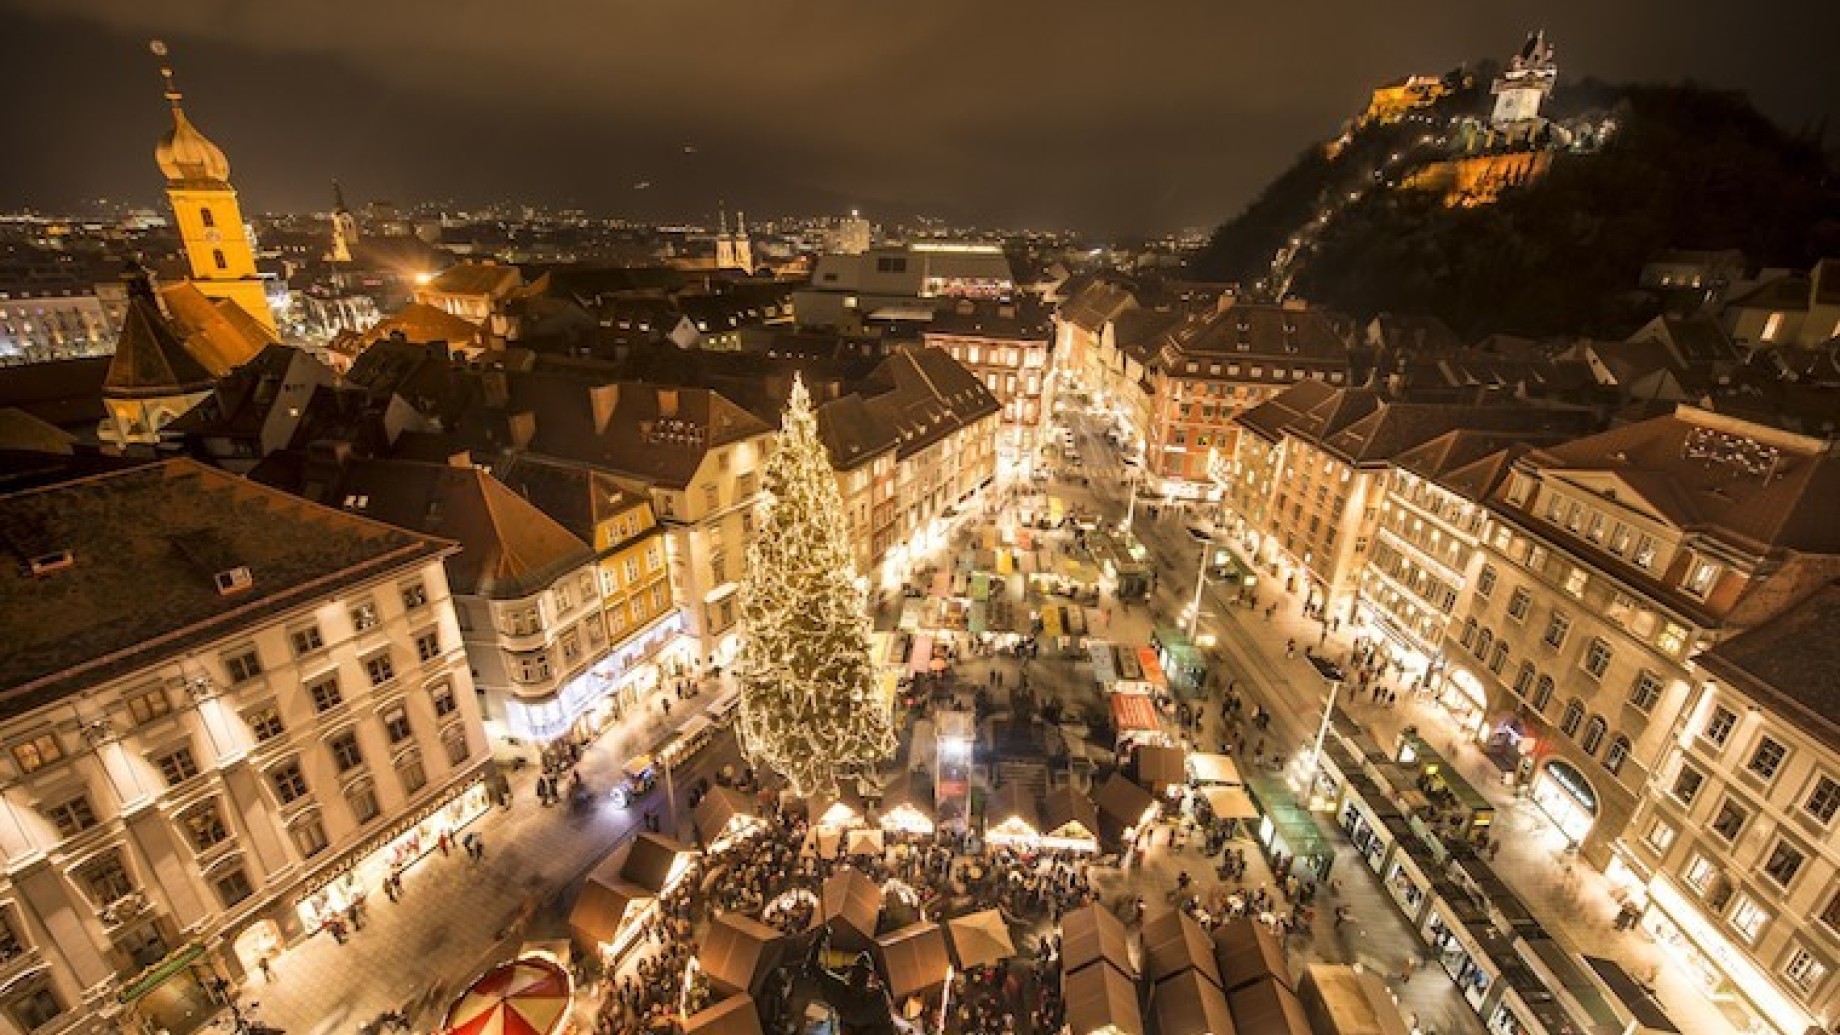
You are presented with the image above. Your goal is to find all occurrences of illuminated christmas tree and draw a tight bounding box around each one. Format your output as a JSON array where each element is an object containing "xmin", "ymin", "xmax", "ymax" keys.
[{"xmin": 735, "ymin": 374, "xmax": 895, "ymax": 799}]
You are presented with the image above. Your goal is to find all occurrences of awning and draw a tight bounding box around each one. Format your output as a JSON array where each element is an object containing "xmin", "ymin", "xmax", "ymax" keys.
[
  {"xmin": 1188, "ymin": 753, "xmax": 1242, "ymax": 786},
  {"xmin": 876, "ymin": 922, "xmax": 952, "ymax": 999},
  {"xmin": 1137, "ymin": 647, "xmax": 1168, "ymax": 689},
  {"xmin": 1064, "ymin": 961, "xmax": 1143, "ymax": 1035},
  {"xmin": 442, "ymin": 955, "xmax": 573, "ymax": 1035},
  {"xmin": 1110, "ymin": 692, "xmax": 1159, "ymax": 733},
  {"xmin": 1200, "ymin": 787, "xmax": 1261, "ymax": 822}
]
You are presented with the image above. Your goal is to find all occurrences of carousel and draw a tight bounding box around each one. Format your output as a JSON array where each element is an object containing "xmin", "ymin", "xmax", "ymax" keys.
[{"xmin": 441, "ymin": 954, "xmax": 575, "ymax": 1035}]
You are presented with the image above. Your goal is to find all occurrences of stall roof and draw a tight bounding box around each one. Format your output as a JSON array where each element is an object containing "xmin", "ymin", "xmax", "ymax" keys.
[
  {"xmin": 699, "ymin": 913, "xmax": 785, "ymax": 997},
  {"xmin": 1198, "ymin": 787, "xmax": 1260, "ymax": 822},
  {"xmin": 1094, "ymin": 772, "xmax": 1160, "ymax": 830},
  {"xmin": 1041, "ymin": 786, "xmax": 1101, "ymax": 840},
  {"xmin": 821, "ymin": 867, "xmax": 885, "ymax": 947},
  {"xmin": 1152, "ymin": 968, "xmax": 1238, "ymax": 1035},
  {"xmin": 1110, "ymin": 691, "xmax": 1160, "ymax": 732},
  {"xmin": 1212, "ymin": 919, "xmax": 1292, "ymax": 994},
  {"xmin": 568, "ymin": 875, "xmax": 649, "ymax": 947},
  {"xmin": 682, "ymin": 995, "xmax": 765, "ymax": 1035},
  {"xmin": 1135, "ymin": 744, "xmax": 1189, "ymax": 790},
  {"xmin": 1225, "ymin": 976, "xmax": 1311, "ymax": 1035},
  {"xmin": 1187, "ymin": 753, "xmax": 1241, "ymax": 786},
  {"xmin": 946, "ymin": 909, "xmax": 1017, "ymax": 970},
  {"xmin": 1062, "ymin": 902, "xmax": 1137, "ymax": 979},
  {"xmin": 1143, "ymin": 909, "xmax": 1224, "ymax": 989},
  {"xmin": 1298, "ymin": 965, "xmax": 1411, "ymax": 1035},
  {"xmin": 876, "ymin": 922, "xmax": 952, "ymax": 999},
  {"xmin": 622, "ymin": 833, "xmax": 697, "ymax": 893},
  {"xmin": 695, "ymin": 788, "xmax": 759, "ymax": 845},
  {"xmin": 1065, "ymin": 961, "xmax": 1144, "ymax": 1035},
  {"xmin": 987, "ymin": 782, "xmax": 1039, "ymax": 835},
  {"xmin": 1582, "ymin": 956, "xmax": 1679, "ymax": 1034}
]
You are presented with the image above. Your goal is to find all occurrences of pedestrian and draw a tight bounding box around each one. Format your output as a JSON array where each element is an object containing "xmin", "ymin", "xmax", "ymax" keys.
[
  {"xmin": 1400, "ymin": 957, "xmax": 1415, "ymax": 984},
  {"xmin": 258, "ymin": 955, "xmax": 274, "ymax": 983},
  {"xmin": 438, "ymin": 831, "xmax": 452, "ymax": 857}
]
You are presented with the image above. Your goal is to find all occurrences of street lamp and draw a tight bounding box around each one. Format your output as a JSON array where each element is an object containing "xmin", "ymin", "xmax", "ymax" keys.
[
  {"xmin": 1302, "ymin": 653, "xmax": 1347, "ymax": 806},
  {"xmin": 1184, "ymin": 538, "xmax": 1213, "ymax": 640}
]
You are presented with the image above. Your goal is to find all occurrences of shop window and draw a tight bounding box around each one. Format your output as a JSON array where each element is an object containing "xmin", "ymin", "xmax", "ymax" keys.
[
  {"xmin": 10, "ymin": 733, "xmax": 62, "ymax": 774},
  {"xmin": 214, "ymin": 866, "xmax": 254, "ymax": 907},
  {"xmin": 126, "ymin": 688, "xmax": 172, "ymax": 725},
  {"xmin": 155, "ymin": 745, "xmax": 200, "ymax": 787},
  {"xmin": 1711, "ymin": 798, "xmax": 1749, "ymax": 842},
  {"xmin": 291, "ymin": 815, "xmax": 329, "ymax": 859},
  {"xmin": 289, "ymin": 625, "xmax": 324, "ymax": 656}
]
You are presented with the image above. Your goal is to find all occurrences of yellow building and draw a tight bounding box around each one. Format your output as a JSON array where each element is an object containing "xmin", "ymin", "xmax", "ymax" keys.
[
  {"xmin": 593, "ymin": 485, "xmax": 681, "ymax": 707},
  {"xmin": 150, "ymin": 41, "xmax": 277, "ymax": 336},
  {"xmin": 1363, "ymin": 75, "xmax": 1450, "ymax": 125}
]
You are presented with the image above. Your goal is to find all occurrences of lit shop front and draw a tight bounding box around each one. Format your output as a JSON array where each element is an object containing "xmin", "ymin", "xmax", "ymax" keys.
[
  {"xmin": 1643, "ymin": 876, "xmax": 1812, "ymax": 1035},
  {"xmin": 1529, "ymin": 758, "xmax": 1597, "ymax": 847},
  {"xmin": 294, "ymin": 776, "xmax": 490, "ymax": 933},
  {"xmin": 1435, "ymin": 666, "xmax": 1491, "ymax": 738},
  {"xmin": 501, "ymin": 613, "xmax": 693, "ymax": 744}
]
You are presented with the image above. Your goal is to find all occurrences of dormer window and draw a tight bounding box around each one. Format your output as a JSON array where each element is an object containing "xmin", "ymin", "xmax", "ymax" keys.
[{"xmin": 1685, "ymin": 557, "xmax": 1721, "ymax": 598}]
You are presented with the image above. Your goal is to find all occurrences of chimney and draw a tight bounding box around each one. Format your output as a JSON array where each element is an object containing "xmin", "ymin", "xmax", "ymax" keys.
[
  {"xmin": 1215, "ymin": 293, "xmax": 1237, "ymax": 314},
  {"xmin": 590, "ymin": 384, "xmax": 620, "ymax": 434},
  {"xmin": 998, "ymin": 302, "xmax": 1017, "ymax": 320}
]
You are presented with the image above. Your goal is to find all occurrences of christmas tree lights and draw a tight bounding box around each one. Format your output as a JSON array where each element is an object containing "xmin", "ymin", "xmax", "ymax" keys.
[{"xmin": 734, "ymin": 375, "xmax": 896, "ymax": 799}]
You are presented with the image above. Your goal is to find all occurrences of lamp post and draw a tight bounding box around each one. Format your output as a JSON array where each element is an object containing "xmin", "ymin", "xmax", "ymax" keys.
[
  {"xmin": 1185, "ymin": 540, "xmax": 1212, "ymax": 640},
  {"xmin": 1303, "ymin": 653, "xmax": 1347, "ymax": 802}
]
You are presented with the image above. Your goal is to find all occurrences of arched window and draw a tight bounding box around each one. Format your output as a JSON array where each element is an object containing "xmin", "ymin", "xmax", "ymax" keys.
[
  {"xmin": 1533, "ymin": 675, "xmax": 1555, "ymax": 712},
  {"xmin": 200, "ymin": 207, "xmax": 216, "ymax": 228},
  {"xmin": 1603, "ymin": 736, "xmax": 1631, "ymax": 776},
  {"xmin": 1514, "ymin": 662, "xmax": 1536, "ymax": 696},
  {"xmin": 1561, "ymin": 698, "xmax": 1585, "ymax": 738},
  {"xmin": 1580, "ymin": 716, "xmax": 1607, "ymax": 755},
  {"xmin": 211, "ymin": 248, "xmax": 227, "ymax": 271},
  {"xmin": 1460, "ymin": 617, "xmax": 1477, "ymax": 648},
  {"xmin": 1489, "ymin": 641, "xmax": 1510, "ymax": 674},
  {"xmin": 1475, "ymin": 627, "xmax": 1494, "ymax": 661}
]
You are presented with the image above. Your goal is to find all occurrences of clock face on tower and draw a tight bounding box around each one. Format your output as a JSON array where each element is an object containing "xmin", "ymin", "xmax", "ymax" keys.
[{"xmin": 204, "ymin": 228, "xmax": 222, "ymax": 244}]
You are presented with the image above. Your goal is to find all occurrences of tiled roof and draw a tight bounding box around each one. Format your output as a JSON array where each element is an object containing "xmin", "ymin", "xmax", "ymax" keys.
[
  {"xmin": 1696, "ymin": 582, "xmax": 1840, "ymax": 753},
  {"xmin": 423, "ymin": 263, "xmax": 521, "ymax": 298},
  {"xmin": 1233, "ymin": 380, "xmax": 1339, "ymax": 444},
  {"xmin": 0, "ymin": 357, "xmax": 109, "ymax": 430},
  {"xmin": 857, "ymin": 346, "xmax": 1002, "ymax": 460},
  {"xmin": 364, "ymin": 302, "xmax": 487, "ymax": 348},
  {"xmin": 0, "ymin": 460, "xmax": 449, "ymax": 714},
  {"xmin": 158, "ymin": 281, "xmax": 275, "ymax": 372},
  {"xmin": 1531, "ymin": 407, "xmax": 1840, "ymax": 555},
  {"xmin": 1155, "ymin": 304, "xmax": 1352, "ymax": 369},
  {"xmin": 923, "ymin": 299, "xmax": 1052, "ymax": 340},
  {"xmin": 334, "ymin": 458, "xmax": 593, "ymax": 598},
  {"xmin": 1058, "ymin": 281, "xmax": 1137, "ymax": 335},
  {"xmin": 1725, "ymin": 274, "xmax": 1810, "ymax": 312},
  {"xmin": 105, "ymin": 281, "xmax": 216, "ymax": 397},
  {"xmin": 489, "ymin": 453, "xmax": 644, "ymax": 546}
]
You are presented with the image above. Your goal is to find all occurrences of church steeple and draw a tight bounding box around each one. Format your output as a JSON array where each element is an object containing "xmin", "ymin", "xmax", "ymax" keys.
[
  {"xmin": 149, "ymin": 39, "xmax": 277, "ymax": 336},
  {"xmin": 329, "ymin": 179, "xmax": 358, "ymax": 266}
]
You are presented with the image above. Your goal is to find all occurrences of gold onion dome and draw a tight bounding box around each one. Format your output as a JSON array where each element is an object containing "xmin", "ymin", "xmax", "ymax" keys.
[{"xmin": 150, "ymin": 40, "xmax": 229, "ymax": 184}]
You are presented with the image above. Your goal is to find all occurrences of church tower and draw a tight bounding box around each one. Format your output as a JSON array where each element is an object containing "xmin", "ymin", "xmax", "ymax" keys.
[
  {"xmin": 150, "ymin": 40, "xmax": 277, "ymax": 336},
  {"xmin": 329, "ymin": 179, "xmax": 359, "ymax": 266},
  {"xmin": 1490, "ymin": 30, "xmax": 1557, "ymax": 127},
  {"xmin": 714, "ymin": 205, "xmax": 738, "ymax": 270},
  {"xmin": 732, "ymin": 211, "xmax": 754, "ymax": 274}
]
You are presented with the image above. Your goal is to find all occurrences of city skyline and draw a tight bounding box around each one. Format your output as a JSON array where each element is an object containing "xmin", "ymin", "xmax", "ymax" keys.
[{"xmin": 1, "ymin": 0, "xmax": 1835, "ymax": 234}]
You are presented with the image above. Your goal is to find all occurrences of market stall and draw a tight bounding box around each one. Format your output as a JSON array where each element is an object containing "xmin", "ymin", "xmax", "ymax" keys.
[
  {"xmin": 1064, "ymin": 959, "xmax": 1144, "ymax": 1035},
  {"xmin": 694, "ymin": 787, "xmax": 766, "ymax": 852},
  {"xmin": 440, "ymin": 954, "xmax": 574, "ymax": 1035},
  {"xmin": 698, "ymin": 913, "xmax": 786, "ymax": 998},
  {"xmin": 1212, "ymin": 918, "xmax": 1294, "ymax": 994},
  {"xmin": 681, "ymin": 995, "xmax": 765, "ymax": 1035},
  {"xmin": 944, "ymin": 909, "xmax": 1016, "ymax": 970},
  {"xmin": 1188, "ymin": 753, "xmax": 1242, "ymax": 787},
  {"xmin": 1093, "ymin": 773, "xmax": 1161, "ymax": 849},
  {"xmin": 1225, "ymin": 976, "xmax": 1311, "ymax": 1035},
  {"xmin": 1108, "ymin": 692, "xmax": 1163, "ymax": 748},
  {"xmin": 820, "ymin": 867, "xmax": 885, "ymax": 954},
  {"xmin": 1060, "ymin": 903, "xmax": 1137, "ymax": 979},
  {"xmin": 1038, "ymin": 787, "xmax": 1101, "ymax": 852},
  {"xmin": 983, "ymin": 783, "xmax": 1040, "ymax": 848},
  {"xmin": 1133, "ymin": 744, "xmax": 1189, "ymax": 796},
  {"xmin": 876, "ymin": 922, "xmax": 953, "ymax": 1000},
  {"xmin": 1151, "ymin": 969, "xmax": 1238, "ymax": 1035}
]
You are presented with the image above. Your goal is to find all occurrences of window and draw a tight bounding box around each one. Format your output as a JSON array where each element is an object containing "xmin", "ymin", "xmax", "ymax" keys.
[
  {"xmin": 346, "ymin": 783, "xmax": 381, "ymax": 824},
  {"xmin": 396, "ymin": 751, "xmax": 427, "ymax": 795},
  {"xmin": 223, "ymin": 647, "xmax": 263, "ymax": 685},
  {"xmin": 308, "ymin": 675, "xmax": 343, "ymax": 713},
  {"xmin": 1476, "ymin": 565, "xmax": 1497, "ymax": 599},
  {"xmin": 1703, "ymin": 706, "xmax": 1737, "ymax": 747},
  {"xmin": 1488, "ymin": 641, "xmax": 1509, "ymax": 674},
  {"xmin": 11, "ymin": 733, "xmax": 62, "ymax": 774},
  {"xmin": 1729, "ymin": 895, "xmax": 1769, "ymax": 943},
  {"xmin": 200, "ymin": 207, "xmax": 216, "ymax": 228},
  {"xmin": 430, "ymin": 680, "xmax": 458, "ymax": 718},
  {"xmin": 1560, "ymin": 699, "xmax": 1585, "ymax": 737},
  {"xmin": 290, "ymin": 625, "xmax": 324, "ymax": 656},
  {"xmin": 1474, "ymin": 627, "xmax": 1493, "ymax": 661},
  {"xmin": 1603, "ymin": 735, "xmax": 1631, "ymax": 775},
  {"xmin": 213, "ymin": 867, "xmax": 254, "ymax": 907},
  {"xmin": 400, "ymin": 582, "xmax": 428, "ymax": 610},
  {"xmin": 1673, "ymin": 765, "xmax": 1705, "ymax": 805},
  {"xmin": 1826, "ymin": 890, "xmax": 1840, "ymax": 934},
  {"xmin": 181, "ymin": 802, "xmax": 229, "ymax": 852},
  {"xmin": 382, "ymin": 705, "xmax": 413, "ymax": 745},
  {"xmin": 514, "ymin": 650, "xmax": 551, "ymax": 683},
  {"xmin": 508, "ymin": 606, "xmax": 541, "ymax": 636},
  {"xmin": 1632, "ymin": 534, "xmax": 1657, "ymax": 570},
  {"xmin": 1644, "ymin": 817, "xmax": 1677, "ymax": 853},
  {"xmin": 78, "ymin": 852, "xmax": 134, "ymax": 905},
  {"xmin": 1629, "ymin": 670, "xmax": 1663, "ymax": 712},
  {"xmin": 414, "ymin": 630, "xmax": 441, "ymax": 663},
  {"xmin": 1685, "ymin": 557, "xmax": 1721, "ymax": 597},
  {"xmin": 1711, "ymin": 798, "xmax": 1749, "ymax": 842},
  {"xmin": 443, "ymin": 726, "xmax": 470, "ymax": 766},
  {"xmin": 329, "ymin": 731, "xmax": 364, "ymax": 773},
  {"xmin": 1507, "ymin": 587, "xmax": 1531, "ymax": 621},
  {"xmin": 1460, "ymin": 617, "xmax": 1477, "ymax": 648},
  {"xmin": 1580, "ymin": 716, "xmax": 1607, "ymax": 755},
  {"xmin": 126, "ymin": 688, "xmax": 172, "ymax": 725},
  {"xmin": 1803, "ymin": 776, "xmax": 1840, "ymax": 825},
  {"xmin": 364, "ymin": 653, "xmax": 396, "ymax": 687},
  {"xmin": 1748, "ymin": 737, "xmax": 1787, "ymax": 782},
  {"xmin": 290, "ymin": 814, "xmax": 329, "ymax": 858},
  {"xmin": 554, "ymin": 582, "xmax": 573, "ymax": 612},
  {"xmin": 1784, "ymin": 948, "xmax": 1830, "ymax": 997},
  {"xmin": 350, "ymin": 601, "xmax": 383, "ymax": 635},
  {"xmin": 1543, "ymin": 611, "xmax": 1570, "ymax": 649},
  {"xmin": 1532, "ymin": 675, "xmax": 1555, "ymax": 713},
  {"xmin": 45, "ymin": 795, "xmax": 98, "ymax": 837},
  {"xmin": 559, "ymin": 630, "xmax": 581, "ymax": 666},
  {"xmin": 1682, "ymin": 852, "xmax": 1718, "ymax": 893},
  {"xmin": 1513, "ymin": 662, "xmax": 1536, "ymax": 697},
  {"xmin": 1582, "ymin": 638, "xmax": 1613, "ymax": 679},
  {"xmin": 247, "ymin": 705, "xmax": 285, "ymax": 742},
  {"xmin": 1563, "ymin": 568, "xmax": 1587, "ymax": 598},
  {"xmin": 1763, "ymin": 840, "xmax": 1806, "ymax": 888},
  {"xmin": 11, "ymin": 985, "xmax": 64, "ymax": 1030},
  {"xmin": 269, "ymin": 761, "xmax": 309, "ymax": 804},
  {"xmin": 0, "ymin": 908, "xmax": 22, "ymax": 962},
  {"xmin": 211, "ymin": 249, "xmax": 227, "ymax": 271},
  {"xmin": 155, "ymin": 745, "xmax": 199, "ymax": 786},
  {"xmin": 1658, "ymin": 621, "xmax": 1690, "ymax": 655}
]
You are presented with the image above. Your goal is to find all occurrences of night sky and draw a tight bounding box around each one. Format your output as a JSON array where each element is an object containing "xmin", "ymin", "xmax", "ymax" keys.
[{"xmin": 1, "ymin": 1, "xmax": 1835, "ymax": 235}]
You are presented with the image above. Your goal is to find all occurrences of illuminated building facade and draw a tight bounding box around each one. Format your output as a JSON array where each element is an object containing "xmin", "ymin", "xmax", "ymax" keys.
[
  {"xmin": 0, "ymin": 281, "xmax": 126, "ymax": 364},
  {"xmin": 921, "ymin": 298, "xmax": 1054, "ymax": 478},
  {"xmin": 0, "ymin": 460, "xmax": 487, "ymax": 1034}
]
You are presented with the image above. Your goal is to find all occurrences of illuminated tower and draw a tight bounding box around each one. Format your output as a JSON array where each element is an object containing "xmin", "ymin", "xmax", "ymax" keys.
[
  {"xmin": 1490, "ymin": 30, "xmax": 1557, "ymax": 127},
  {"xmin": 329, "ymin": 179, "xmax": 359, "ymax": 265},
  {"xmin": 714, "ymin": 205, "xmax": 738, "ymax": 270},
  {"xmin": 732, "ymin": 210, "xmax": 754, "ymax": 273},
  {"xmin": 150, "ymin": 40, "xmax": 277, "ymax": 335}
]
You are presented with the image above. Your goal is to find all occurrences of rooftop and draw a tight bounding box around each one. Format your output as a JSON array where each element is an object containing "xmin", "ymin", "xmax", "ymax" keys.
[{"xmin": 1696, "ymin": 581, "xmax": 1840, "ymax": 754}]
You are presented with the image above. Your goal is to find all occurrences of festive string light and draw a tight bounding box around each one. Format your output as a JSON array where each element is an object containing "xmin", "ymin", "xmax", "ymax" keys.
[{"xmin": 734, "ymin": 374, "xmax": 896, "ymax": 799}]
